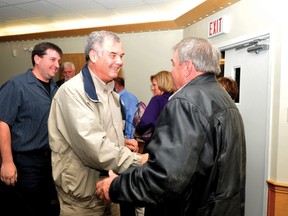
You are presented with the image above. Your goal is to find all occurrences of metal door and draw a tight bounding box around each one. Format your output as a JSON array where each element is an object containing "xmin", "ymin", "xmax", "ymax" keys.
[{"xmin": 222, "ymin": 35, "xmax": 270, "ymax": 216}]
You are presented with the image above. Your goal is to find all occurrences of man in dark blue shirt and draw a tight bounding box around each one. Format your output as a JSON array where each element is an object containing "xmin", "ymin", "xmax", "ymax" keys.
[{"xmin": 0, "ymin": 42, "xmax": 63, "ymax": 216}]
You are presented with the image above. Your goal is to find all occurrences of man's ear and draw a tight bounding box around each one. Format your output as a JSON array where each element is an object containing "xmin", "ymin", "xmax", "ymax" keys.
[
  {"xmin": 89, "ymin": 50, "xmax": 97, "ymax": 63},
  {"xmin": 184, "ymin": 60, "xmax": 193, "ymax": 78},
  {"xmin": 34, "ymin": 55, "xmax": 40, "ymax": 65}
]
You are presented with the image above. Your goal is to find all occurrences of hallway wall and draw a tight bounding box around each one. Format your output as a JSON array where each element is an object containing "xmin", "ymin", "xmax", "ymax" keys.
[{"xmin": 0, "ymin": 30, "xmax": 183, "ymax": 105}]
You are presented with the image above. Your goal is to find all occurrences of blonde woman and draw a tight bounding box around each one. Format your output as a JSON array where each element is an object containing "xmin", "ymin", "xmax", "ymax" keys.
[{"xmin": 134, "ymin": 70, "xmax": 174, "ymax": 152}]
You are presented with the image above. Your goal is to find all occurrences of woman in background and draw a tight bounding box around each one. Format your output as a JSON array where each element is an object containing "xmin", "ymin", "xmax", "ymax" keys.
[
  {"xmin": 134, "ymin": 70, "xmax": 174, "ymax": 153},
  {"xmin": 217, "ymin": 76, "xmax": 239, "ymax": 101}
]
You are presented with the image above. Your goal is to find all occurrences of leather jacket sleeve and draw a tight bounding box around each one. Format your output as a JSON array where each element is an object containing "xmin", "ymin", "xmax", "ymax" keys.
[{"xmin": 110, "ymin": 96, "xmax": 210, "ymax": 205}]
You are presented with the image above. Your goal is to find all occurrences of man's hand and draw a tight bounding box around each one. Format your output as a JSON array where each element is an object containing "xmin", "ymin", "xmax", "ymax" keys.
[
  {"xmin": 96, "ymin": 170, "xmax": 118, "ymax": 202},
  {"xmin": 0, "ymin": 121, "xmax": 17, "ymax": 186},
  {"xmin": 124, "ymin": 138, "xmax": 139, "ymax": 152},
  {"xmin": 0, "ymin": 161, "xmax": 17, "ymax": 186},
  {"xmin": 141, "ymin": 153, "xmax": 149, "ymax": 165}
]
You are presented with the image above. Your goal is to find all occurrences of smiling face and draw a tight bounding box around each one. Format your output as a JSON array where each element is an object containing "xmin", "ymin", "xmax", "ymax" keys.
[
  {"xmin": 33, "ymin": 48, "xmax": 61, "ymax": 82},
  {"xmin": 90, "ymin": 37, "xmax": 125, "ymax": 84}
]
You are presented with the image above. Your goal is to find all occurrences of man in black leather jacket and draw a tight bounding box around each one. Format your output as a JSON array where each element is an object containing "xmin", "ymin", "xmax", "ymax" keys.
[{"xmin": 97, "ymin": 37, "xmax": 246, "ymax": 216}]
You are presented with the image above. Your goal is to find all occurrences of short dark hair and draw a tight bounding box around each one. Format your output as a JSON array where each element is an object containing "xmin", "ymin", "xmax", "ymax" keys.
[
  {"xmin": 114, "ymin": 76, "xmax": 125, "ymax": 87},
  {"xmin": 31, "ymin": 42, "xmax": 63, "ymax": 66}
]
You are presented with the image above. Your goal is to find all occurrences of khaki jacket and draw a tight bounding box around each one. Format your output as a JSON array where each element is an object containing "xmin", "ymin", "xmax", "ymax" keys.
[{"xmin": 48, "ymin": 64, "xmax": 142, "ymax": 207}]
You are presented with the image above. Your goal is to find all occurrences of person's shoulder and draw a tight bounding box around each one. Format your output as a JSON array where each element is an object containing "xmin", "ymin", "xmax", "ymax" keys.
[
  {"xmin": 0, "ymin": 72, "xmax": 29, "ymax": 94},
  {"xmin": 150, "ymin": 94, "xmax": 163, "ymax": 102},
  {"xmin": 56, "ymin": 79, "xmax": 65, "ymax": 86},
  {"xmin": 146, "ymin": 95, "xmax": 162, "ymax": 108},
  {"xmin": 129, "ymin": 92, "xmax": 138, "ymax": 100},
  {"xmin": 125, "ymin": 90, "xmax": 138, "ymax": 101},
  {"xmin": 163, "ymin": 92, "xmax": 173, "ymax": 97},
  {"xmin": 6, "ymin": 70, "xmax": 30, "ymax": 85}
]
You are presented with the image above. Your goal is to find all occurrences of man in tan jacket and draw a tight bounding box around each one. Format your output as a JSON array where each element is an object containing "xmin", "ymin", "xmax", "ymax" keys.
[{"xmin": 48, "ymin": 30, "xmax": 148, "ymax": 216}]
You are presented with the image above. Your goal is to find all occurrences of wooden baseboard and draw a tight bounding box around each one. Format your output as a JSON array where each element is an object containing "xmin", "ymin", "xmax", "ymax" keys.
[{"xmin": 267, "ymin": 180, "xmax": 288, "ymax": 216}]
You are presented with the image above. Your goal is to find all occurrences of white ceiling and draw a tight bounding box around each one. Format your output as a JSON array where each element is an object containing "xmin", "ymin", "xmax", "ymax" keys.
[{"xmin": 0, "ymin": 0, "xmax": 205, "ymax": 36}]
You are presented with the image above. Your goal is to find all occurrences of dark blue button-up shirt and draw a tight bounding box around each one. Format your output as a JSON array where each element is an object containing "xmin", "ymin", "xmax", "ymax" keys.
[{"xmin": 0, "ymin": 69, "xmax": 58, "ymax": 152}]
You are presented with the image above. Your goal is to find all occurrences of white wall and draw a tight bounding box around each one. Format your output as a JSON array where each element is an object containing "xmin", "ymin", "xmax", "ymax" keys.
[
  {"xmin": 120, "ymin": 30, "xmax": 182, "ymax": 104},
  {"xmin": 0, "ymin": 37, "xmax": 86, "ymax": 86},
  {"xmin": 0, "ymin": 30, "xmax": 183, "ymax": 104}
]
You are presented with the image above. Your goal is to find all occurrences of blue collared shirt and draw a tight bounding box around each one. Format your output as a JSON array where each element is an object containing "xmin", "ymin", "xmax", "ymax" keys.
[
  {"xmin": 119, "ymin": 88, "xmax": 139, "ymax": 139},
  {"xmin": 0, "ymin": 69, "xmax": 58, "ymax": 152}
]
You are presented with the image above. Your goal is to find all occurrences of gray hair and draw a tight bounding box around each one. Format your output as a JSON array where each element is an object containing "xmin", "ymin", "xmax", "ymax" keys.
[
  {"xmin": 61, "ymin": 61, "xmax": 75, "ymax": 71},
  {"xmin": 84, "ymin": 30, "xmax": 121, "ymax": 62},
  {"xmin": 173, "ymin": 37, "xmax": 221, "ymax": 75}
]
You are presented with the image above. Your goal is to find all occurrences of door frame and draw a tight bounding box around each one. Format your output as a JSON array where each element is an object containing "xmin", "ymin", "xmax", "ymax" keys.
[{"xmin": 215, "ymin": 31, "xmax": 273, "ymax": 216}]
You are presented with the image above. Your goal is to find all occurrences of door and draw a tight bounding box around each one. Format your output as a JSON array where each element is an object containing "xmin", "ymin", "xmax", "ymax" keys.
[{"xmin": 222, "ymin": 36, "xmax": 270, "ymax": 216}]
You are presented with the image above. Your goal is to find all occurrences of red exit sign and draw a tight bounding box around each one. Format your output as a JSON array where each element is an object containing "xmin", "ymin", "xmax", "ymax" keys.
[{"xmin": 208, "ymin": 16, "xmax": 227, "ymax": 38}]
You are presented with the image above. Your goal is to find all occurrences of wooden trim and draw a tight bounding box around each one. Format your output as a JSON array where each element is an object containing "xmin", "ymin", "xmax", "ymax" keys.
[
  {"xmin": 0, "ymin": 0, "xmax": 240, "ymax": 42},
  {"xmin": 175, "ymin": 0, "xmax": 239, "ymax": 27},
  {"xmin": 0, "ymin": 21, "xmax": 178, "ymax": 42},
  {"xmin": 267, "ymin": 180, "xmax": 288, "ymax": 216}
]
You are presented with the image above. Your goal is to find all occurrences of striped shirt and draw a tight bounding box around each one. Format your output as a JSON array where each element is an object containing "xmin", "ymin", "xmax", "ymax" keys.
[{"xmin": 0, "ymin": 69, "xmax": 58, "ymax": 152}]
